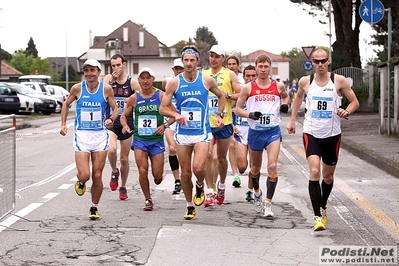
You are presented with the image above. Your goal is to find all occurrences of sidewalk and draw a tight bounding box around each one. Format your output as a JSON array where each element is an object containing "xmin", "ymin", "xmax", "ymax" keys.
[
  {"xmin": 340, "ymin": 113, "xmax": 399, "ymax": 179},
  {"xmin": 1, "ymin": 112, "xmax": 398, "ymax": 179}
]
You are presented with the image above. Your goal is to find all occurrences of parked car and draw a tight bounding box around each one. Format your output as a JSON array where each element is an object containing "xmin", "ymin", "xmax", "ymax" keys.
[
  {"xmin": 21, "ymin": 82, "xmax": 51, "ymax": 96},
  {"xmin": 5, "ymin": 83, "xmax": 56, "ymax": 115},
  {"xmin": 45, "ymin": 85, "xmax": 69, "ymax": 113},
  {"xmin": 16, "ymin": 93, "xmax": 35, "ymax": 114},
  {"xmin": 2, "ymin": 83, "xmax": 35, "ymax": 114},
  {"xmin": 0, "ymin": 83, "xmax": 20, "ymax": 114}
]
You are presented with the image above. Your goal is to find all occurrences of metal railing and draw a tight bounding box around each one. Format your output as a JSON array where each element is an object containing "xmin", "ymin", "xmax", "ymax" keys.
[{"xmin": 0, "ymin": 114, "xmax": 16, "ymax": 221}]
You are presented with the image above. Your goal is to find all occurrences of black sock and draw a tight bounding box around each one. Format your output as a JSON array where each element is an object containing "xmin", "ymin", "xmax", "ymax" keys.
[
  {"xmin": 266, "ymin": 176, "xmax": 278, "ymax": 200},
  {"xmin": 321, "ymin": 180, "xmax": 334, "ymax": 209},
  {"xmin": 309, "ymin": 180, "xmax": 322, "ymax": 216}
]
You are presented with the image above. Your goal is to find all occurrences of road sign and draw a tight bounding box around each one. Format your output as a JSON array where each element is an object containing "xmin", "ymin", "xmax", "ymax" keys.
[
  {"xmin": 303, "ymin": 60, "xmax": 313, "ymax": 71},
  {"xmin": 302, "ymin": 46, "xmax": 315, "ymax": 59},
  {"xmin": 359, "ymin": 0, "xmax": 384, "ymax": 24}
]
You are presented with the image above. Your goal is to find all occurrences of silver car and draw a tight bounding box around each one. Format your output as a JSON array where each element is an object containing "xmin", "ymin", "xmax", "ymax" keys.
[{"xmin": 45, "ymin": 85, "xmax": 69, "ymax": 113}]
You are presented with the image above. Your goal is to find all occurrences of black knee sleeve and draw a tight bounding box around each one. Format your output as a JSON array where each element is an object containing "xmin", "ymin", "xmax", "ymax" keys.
[{"xmin": 169, "ymin": 155, "xmax": 179, "ymax": 171}]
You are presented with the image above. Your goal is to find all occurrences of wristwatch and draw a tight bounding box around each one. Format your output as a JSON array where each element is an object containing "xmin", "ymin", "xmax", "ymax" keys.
[
  {"xmin": 227, "ymin": 93, "xmax": 232, "ymax": 99},
  {"xmin": 345, "ymin": 110, "xmax": 349, "ymax": 117},
  {"xmin": 163, "ymin": 121, "xmax": 169, "ymax": 128},
  {"xmin": 217, "ymin": 112, "xmax": 225, "ymax": 118}
]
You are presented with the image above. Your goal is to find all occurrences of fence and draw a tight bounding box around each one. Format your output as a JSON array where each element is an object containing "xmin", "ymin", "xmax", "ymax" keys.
[{"xmin": 0, "ymin": 115, "xmax": 16, "ymax": 221}]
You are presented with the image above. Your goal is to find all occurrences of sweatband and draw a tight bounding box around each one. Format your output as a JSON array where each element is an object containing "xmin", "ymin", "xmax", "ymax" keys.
[{"xmin": 181, "ymin": 48, "xmax": 200, "ymax": 59}]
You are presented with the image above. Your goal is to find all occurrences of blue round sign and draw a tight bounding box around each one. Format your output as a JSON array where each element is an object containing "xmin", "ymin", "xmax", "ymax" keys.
[
  {"xmin": 303, "ymin": 60, "xmax": 313, "ymax": 71},
  {"xmin": 359, "ymin": 0, "xmax": 384, "ymax": 24}
]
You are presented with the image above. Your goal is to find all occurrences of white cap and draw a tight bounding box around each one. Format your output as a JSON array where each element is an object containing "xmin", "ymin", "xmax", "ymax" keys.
[
  {"xmin": 172, "ymin": 58, "xmax": 184, "ymax": 68},
  {"xmin": 208, "ymin": 45, "xmax": 226, "ymax": 56},
  {"xmin": 275, "ymin": 75, "xmax": 280, "ymax": 80},
  {"xmin": 138, "ymin": 67, "xmax": 155, "ymax": 77},
  {"xmin": 82, "ymin": 59, "xmax": 101, "ymax": 70}
]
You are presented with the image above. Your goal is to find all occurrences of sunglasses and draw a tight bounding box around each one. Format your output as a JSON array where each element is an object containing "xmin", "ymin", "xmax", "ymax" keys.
[{"xmin": 312, "ymin": 58, "xmax": 329, "ymax": 64}]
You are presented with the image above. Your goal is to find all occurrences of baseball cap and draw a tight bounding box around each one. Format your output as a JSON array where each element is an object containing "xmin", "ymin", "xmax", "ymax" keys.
[
  {"xmin": 208, "ymin": 45, "xmax": 226, "ymax": 56},
  {"xmin": 82, "ymin": 59, "xmax": 101, "ymax": 70},
  {"xmin": 172, "ymin": 58, "xmax": 184, "ymax": 68},
  {"xmin": 275, "ymin": 75, "xmax": 281, "ymax": 80},
  {"xmin": 138, "ymin": 67, "xmax": 155, "ymax": 77}
]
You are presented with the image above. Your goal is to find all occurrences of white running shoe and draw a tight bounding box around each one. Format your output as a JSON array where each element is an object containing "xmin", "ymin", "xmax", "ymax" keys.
[
  {"xmin": 263, "ymin": 202, "xmax": 274, "ymax": 217},
  {"xmin": 253, "ymin": 190, "xmax": 264, "ymax": 213}
]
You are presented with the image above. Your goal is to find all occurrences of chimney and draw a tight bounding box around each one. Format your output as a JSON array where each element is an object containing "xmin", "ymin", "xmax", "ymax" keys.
[
  {"xmin": 123, "ymin": 27, "xmax": 128, "ymax": 42},
  {"xmin": 89, "ymin": 30, "xmax": 92, "ymax": 47},
  {"xmin": 139, "ymin": 29, "xmax": 144, "ymax": 47}
]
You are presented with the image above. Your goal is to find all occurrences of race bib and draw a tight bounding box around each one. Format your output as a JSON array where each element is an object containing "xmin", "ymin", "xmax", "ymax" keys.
[
  {"xmin": 138, "ymin": 115, "xmax": 157, "ymax": 135},
  {"xmin": 254, "ymin": 113, "xmax": 273, "ymax": 130},
  {"xmin": 80, "ymin": 107, "xmax": 102, "ymax": 129},
  {"xmin": 181, "ymin": 107, "xmax": 202, "ymax": 129},
  {"xmin": 208, "ymin": 95, "xmax": 218, "ymax": 115},
  {"xmin": 111, "ymin": 97, "xmax": 126, "ymax": 115},
  {"xmin": 310, "ymin": 96, "xmax": 334, "ymax": 119}
]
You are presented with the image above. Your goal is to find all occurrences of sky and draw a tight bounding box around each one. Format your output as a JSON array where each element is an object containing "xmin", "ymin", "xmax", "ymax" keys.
[{"xmin": 0, "ymin": 0, "xmax": 378, "ymax": 67}]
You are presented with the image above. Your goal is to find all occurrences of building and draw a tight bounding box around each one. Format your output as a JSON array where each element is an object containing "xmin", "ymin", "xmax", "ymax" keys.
[
  {"xmin": 0, "ymin": 61, "xmax": 22, "ymax": 82},
  {"xmin": 47, "ymin": 57, "xmax": 80, "ymax": 76},
  {"xmin": 241, "ymin": 50, "xmax": 290, "ymax": 82},
  {"xmin": 78, "ymin": 20, "xmax": 181, "ymax": 81}
]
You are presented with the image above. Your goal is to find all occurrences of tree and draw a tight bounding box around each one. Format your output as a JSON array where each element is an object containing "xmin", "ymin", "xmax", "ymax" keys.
[
  {"xmin": 31, "ymin": 57, "xmax": 51, "ymax": 74},
  {"xmin": 9, "ymin": 51, "xmax": 50, "ymax": 75},
  {"xmin": 189, "ymin": 26, "xmax": 218, "ymax": 68},
  {"xmin": 61, "ymin": 65, "xmax": 79, "ymax": 81},
  {"xmin": 369, "ymin": 0, "xmax": 398, "ymax": 62},
  {"xmin": 290, "ymin": 0, "xmax": 363, "ymax": 69},
  {"xmin": 10, "ymin": 52, "xmax": 33, "ymax": 74},
  {"xmin": 281, "ymin": 47, "xmax": 308, "ymax": 81},
  {"xmin": 1, "ymin": 48, "xmax": 12, "ymax": 62},
  {"xmin": 25, "ymin": 37, "xmax": 38, "ymax": 58}
]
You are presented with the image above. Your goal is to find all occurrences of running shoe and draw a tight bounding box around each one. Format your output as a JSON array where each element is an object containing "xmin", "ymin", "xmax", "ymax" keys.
[
  {"xmin": 109, "ymin": 168, "xmax": 119, "ymax": 191},
  {"xmin": 215, "ymin": 182, "xmax": 225, "ymax": 205},
  {"xmin": 89, "ymin": 206, "xmax": 100, "ymax": 220},
  {"xmin": 263, "ymin": 202, "xmax": 274, "ymax": 217},
  {"xmin": 193, "ymin": 183, "xmax": 205, "ymax": 206},
  {"xmin": 313, "ymin": 216, "xmax": 326, "ymax": 231},
  {"xmin": 75, "ymin": 181, "xmax": 86, "ymax": 196},
  {"xmin": 320, "ymin": 207, "xmax": 327, "ymax": 226},
  {"xmin": 119, "ymin": 187, "xmax": 128, "ymax": 200},
  {"xmin": 245, "ymin": 189, "xmax": 254, "ymax": 202},
  {"xmin": 204, "ymin": 192, "xmax": 215, "ymax": 207},
  {"xmin": 253, "ymin": 190, "xmax": 264, "ymax": 213},
  {"xmin": 183, "ymin": 206, "xmax": 196, "ymax": 220},
  {"xmin": 143, "ymin": 199, "xmax": 154, "ymax": 211},
  {"xmin": 172, "ymin": 180, "xmax": 181, "ymax": 195},
  {"xmin": 232, "ymin": 175, "xmax": 241, "ymax": 187}
]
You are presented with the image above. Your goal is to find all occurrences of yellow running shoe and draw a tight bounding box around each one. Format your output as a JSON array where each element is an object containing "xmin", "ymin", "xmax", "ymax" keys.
[
  {"xmin": 193, "ymin": 184, "xmax": 205, "ymax": 206},
  {"xmin": 183, "ymin": 206, "xmax": 196, "ymax": 220},
  {"xmin": 143, "ymin": 199, "xmax": 154, "ymax": 211},
  {"xmin": 320, "ymin": 207, "xmax": 327, "ymax": 226},
  {"xmin": 75, "ymin": 181, "xmax": 86, "ymax": 196},
  {"xmin": 313, "ymin": 216, "xmax": 326, "ymax": 231},
  {"xmin": 89, "ymin": 207, "xmax": 100, "ymax": 220}
]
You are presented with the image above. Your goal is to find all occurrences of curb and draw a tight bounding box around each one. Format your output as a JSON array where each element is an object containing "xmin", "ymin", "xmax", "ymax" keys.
[{"xmin": 341, "ymin": 137, "xmax": 399, "ymax": 179}]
